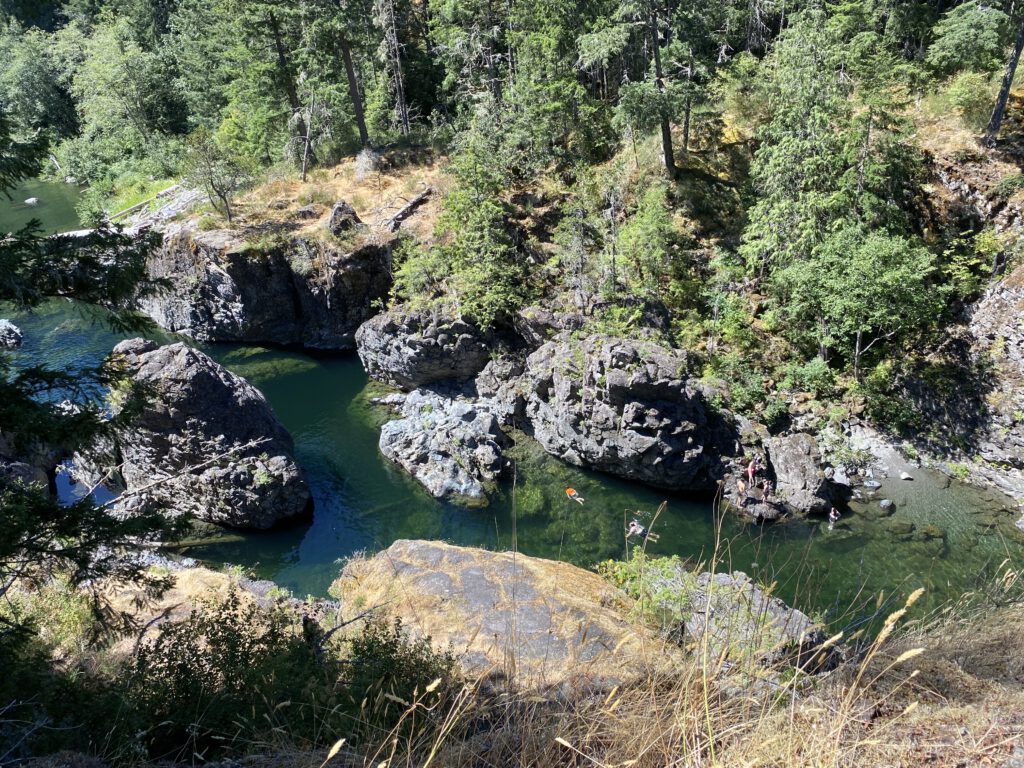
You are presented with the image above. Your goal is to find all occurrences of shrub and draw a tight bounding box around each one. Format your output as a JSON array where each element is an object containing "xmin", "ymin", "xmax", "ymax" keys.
[
  {"xmin": 781, "ymin": 357, "xmax": 835, "ymax": 397},
  {"xmin": 943, "ymin": 72, "xmax": 994, "ymax": 129},
  {"xmin": 345, "ymin": 616, "xmax": 457, "ymax": 740},
  {"xmin": 125, "ymin": 589, "xmax": 344, "ymax": 759}
]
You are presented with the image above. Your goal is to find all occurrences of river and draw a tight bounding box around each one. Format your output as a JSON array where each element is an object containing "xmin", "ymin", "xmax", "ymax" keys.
[
  {"xmin": 0, "ymin": 179, "xmax": 82, "ymax": 235},
  {"xmin": 4, "ymin": 302, "xmax": 1023, "ymax": 625}
]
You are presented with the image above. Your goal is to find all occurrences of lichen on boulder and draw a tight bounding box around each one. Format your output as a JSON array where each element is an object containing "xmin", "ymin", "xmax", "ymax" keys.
[{"xmin": 332, "ymin": 540, "xmax": 676, "ymax": 686}]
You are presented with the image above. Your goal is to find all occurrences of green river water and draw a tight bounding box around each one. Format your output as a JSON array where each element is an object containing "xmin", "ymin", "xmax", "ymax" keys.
[
  {"xmin": 0, "ymin": 179, "xmax": 82, "ymax": 235},
  {"xmin": 5, "ymin": 302, "xmax": 1023, "ymax": 626},
  {"xmin": 0, "ymin": 173, "xmax": 1019, "ymax": 623}
]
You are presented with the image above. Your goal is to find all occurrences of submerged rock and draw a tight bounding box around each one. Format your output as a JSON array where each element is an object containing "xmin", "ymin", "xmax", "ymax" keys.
[
  {"xmin": 141, "ymin": 222, "xmax": 390, "ymax": 350},
  {"xmin": 377, "ymin": 389, "xmax": 510, "ymax": 502},
  {"xmin": 765, "ymin": 433, "xmax": 836, "ymax": 515},
  {"xmin": 0, "ymin": 319, "xmax": 23, "ymax": 349},
  {"xmin": 356, "ymin": 306, "xmax": 492, "ymax": 389},
  {"xmin": 331, "ymin": 540, "xmax": 676, "ymax": 685},
  {"xmin": 508, "ymin": 334, "xmax": 735, "ymax": 491},
  {"xmin": 87, "ymin": 339, "xmax": 310, "ymax": 529}
]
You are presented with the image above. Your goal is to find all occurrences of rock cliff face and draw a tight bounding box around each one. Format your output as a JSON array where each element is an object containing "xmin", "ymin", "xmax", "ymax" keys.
[
  {"xmin": 92, "ymin": 339, "xmax": 310, "ymax": 528},
  {"xmin": 964, "ymin": 267, "xmax": 1024, "ymax": 496},
  {"xmin": 506, "ymin": 334, "xmax": 735, "ymax": 491},
  {"xmin": 356, "ymin": 306, "xmax": 493, "ymax": 389},
  {"xmin": 332, "ymin": 540, "xmax": 676, "ymax": 685},
  {"xmin": 141, "ymin": 222, "xmax": 390, "ymax": 350},
  {"xmin": 376, "ymin": 389, "xmax": 510, "ymax": 502}
]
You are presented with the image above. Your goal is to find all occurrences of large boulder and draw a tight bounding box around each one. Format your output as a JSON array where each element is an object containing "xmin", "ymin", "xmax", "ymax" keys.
[
  {"xmin": 765, "ymin": 432, "xmax": 835, "ymax": 515},
  {"xmin": 331, "ymin": 540, "xmax": 676, "ymax": 685},
  {"xmin": 377, "ymin": 389, "xmax": 510, "ymax": 503},
  {"xmin": 141, "ymin": 222, "xmax": 390, "ymax": 350},
  {"xmin": 0, "ymin": 319, "xmax": 23, "ymax": 349},
  {"xmin": 92, "ymin": 339, "xmax": 310, "ymax": 529},
  {"xmin": 355, "ymin": 307, "xmax": 492, "ymax": 389},
  {"xmin": 508, "ymin": 334, "xmax": 735, "ymax": 491},
  {"xmin": 635, "ymin": 562, "xmax": 830, "ymax": 669}
]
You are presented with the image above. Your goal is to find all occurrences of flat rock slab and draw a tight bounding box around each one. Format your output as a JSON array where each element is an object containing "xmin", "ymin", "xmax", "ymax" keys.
[{"xmin": 333, "ymin": 540, "xmax": 675, "ymax": 686}]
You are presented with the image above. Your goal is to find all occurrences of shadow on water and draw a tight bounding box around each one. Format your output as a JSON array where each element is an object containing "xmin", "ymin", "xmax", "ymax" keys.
[{"xmin": 6, "ymin": 302, "xmax": 1024, "ymax": 622}]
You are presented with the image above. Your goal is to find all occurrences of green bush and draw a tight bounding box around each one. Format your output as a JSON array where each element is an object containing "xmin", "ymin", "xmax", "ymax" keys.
[
  {"xmin": 345, "ymin": 616, "xmax": 457, "ymax": 740},
  {"xmin": 781, "ymin": 357, "xmax": 835, "ymax": 397},
  {"xmin": 943, "ymin": 72, "xmax": 994, "ymax": 129},
  {"xmin": 125, "ymin": 589, "xmax": 343, "ymax": 758},
  {"xmin": 992, "ymin": 173, "xmax": 1024, "ymax": 202}
]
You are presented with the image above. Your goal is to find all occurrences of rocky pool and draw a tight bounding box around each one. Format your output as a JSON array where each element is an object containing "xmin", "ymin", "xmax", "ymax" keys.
[
  {"xmin": 0, "ymin": 179, "xmax": 82, "ymax": 235},
  {"xmin": 6, "ymin": 302, "xmax": 1024, "ymax": 625}
]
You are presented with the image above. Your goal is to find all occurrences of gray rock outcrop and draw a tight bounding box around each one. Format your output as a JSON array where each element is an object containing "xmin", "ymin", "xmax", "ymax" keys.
[
  {"xmin": 765, "ymin": 433, "xmax": 835, "ymax": 515},
  {"xmin": 377, "ymin": 389, "xmax": 510, "ymax": 502},
  {"xmin": 325, "ymin": 200, "xmax": 361, "ymax": 235},
  {"xmin": 964, "ymin": 267, "xmax": 1024, "ymax": 496},
  {"xmin": 356, "ymin": 307, "xmax": 492, "ymax": 389},
  {"xmin": 0, "ymin": 319, "xmax": 23, "ymax": 349},
  {"xmin": 91, "ymin": 339, "xmax": 310, "ymax": 528},
  {"xmin": 631, "ymin": 559, "xmax": 830, "ymax": 668},
  {"xmin": 507, "ymin": 334, "xmax": 734, "ymax": 491},
  {"xmin": 331, "ymin": 540, "xmax": 679, "ymax": 685},
  {"xmin": 141, "ymin": 222, "xmax": 390, "ymax": 350}
]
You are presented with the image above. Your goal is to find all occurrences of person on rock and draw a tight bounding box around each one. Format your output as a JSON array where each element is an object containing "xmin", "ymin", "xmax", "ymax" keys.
[
  {"xmin": 761, "ymin": 478, "xmax": 772, "ymax": 499},
  {"xmin": 565, "ymin": 487, "xmax": 585, "ymax": 504},
  {"xmin": 746, "ymin": 456, "xmax": 762, "ymax": 485},
  {"xmin": 736, "ymin": 478, "xmax": 748, "ymax": 505},
  {"xmin": 626, "ymin": 519, "xmax": 659, "ymax": 542}
]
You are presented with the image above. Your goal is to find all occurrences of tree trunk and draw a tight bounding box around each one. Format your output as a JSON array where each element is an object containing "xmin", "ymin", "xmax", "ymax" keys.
[
  {"xmin": 986, "ymin": 17, "xmax": 1024, "ymax": 147},
  {"xmin": 854, "ymin": 329, "xmax": 862, "ymax": 381},
  {"xmin": 340, "ymin": 36, "xmax": 370, "ymax": 146},
  {"xmin": 301, "ymin": 94, "xmax": 315, "ymax": 182},
  {"xmin": 682, "ymin": 96, "xmax": 691, "ymax": 154},
  {"xmin": 267, "ymin": 9, "xmax": 314, "ymax": 162},
  {"xmin": 649, "ymin": 13, "xmax": 676, "ymax": 180},
  {"xmin": 377, "ymin": 0, "xmax": 411, "ymax": 136}
]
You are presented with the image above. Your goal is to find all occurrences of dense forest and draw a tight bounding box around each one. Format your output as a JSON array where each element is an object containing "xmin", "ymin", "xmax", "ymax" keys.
[
  {"xmin": 4, "ymin": 0, "xmax": 1022, "ymax": 408},
  {"xmin": 3, "ymin": 0, "xmax": 1024, "ymax": 765}
]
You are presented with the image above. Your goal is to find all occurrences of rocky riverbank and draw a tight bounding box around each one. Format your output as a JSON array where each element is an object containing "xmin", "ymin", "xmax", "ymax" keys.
[
  {"xmin": 356, "ymin": 305, "xmax": 851, "ymax": 520},
  {"xmin": 141, "ymin": 219, "xmax": 391, "ymax": 350}
]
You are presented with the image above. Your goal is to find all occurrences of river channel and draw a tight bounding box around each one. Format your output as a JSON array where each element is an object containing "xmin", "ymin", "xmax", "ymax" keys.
[{"xmin": 5, "ymin": 301, "xmax": 1023, "ymax": 625}]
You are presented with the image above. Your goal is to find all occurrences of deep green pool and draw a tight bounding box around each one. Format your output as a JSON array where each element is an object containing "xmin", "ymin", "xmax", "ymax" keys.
[
  {"xmin": 6, "ymin": 302, "xmax": 1023, "ymax": 624},
  {"xmin": 0, "ymin": 179, "xmax": 82, "ymax": 234}
]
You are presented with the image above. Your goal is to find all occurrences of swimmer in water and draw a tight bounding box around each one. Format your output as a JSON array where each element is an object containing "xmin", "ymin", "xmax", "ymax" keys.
[
  {"xmin": 828, "ymin": 506, "xmax": 841, "ymax": 531},
  {"xmin": 626, "ymin": 519, "xmax": 660, "ymax": 542},
  {"xmin": 565, "ymin": 487, "xmax": 585, "ymax": 504}
]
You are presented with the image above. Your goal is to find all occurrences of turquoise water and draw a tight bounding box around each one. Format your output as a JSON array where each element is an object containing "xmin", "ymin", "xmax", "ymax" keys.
[
  {"xmin": 5, "ymin": 302, "xmax": 1024, "ymax": 624},
  {"xmin": 0, "ymin": 179, "xmax": 82, "ymax": 234}
]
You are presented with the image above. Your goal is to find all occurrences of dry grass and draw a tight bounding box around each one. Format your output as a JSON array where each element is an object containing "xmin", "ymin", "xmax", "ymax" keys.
[
  {"xmin": 230, "ymin": 148, "xmax": 449, "ymax": 243},
  {"xmin": 13, "ymin": 561, "xmax": 1023, "ymax": 768},
  {"xmin": 306, "ymin": 568, "xmax": 1024, "ymax": 768}
]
